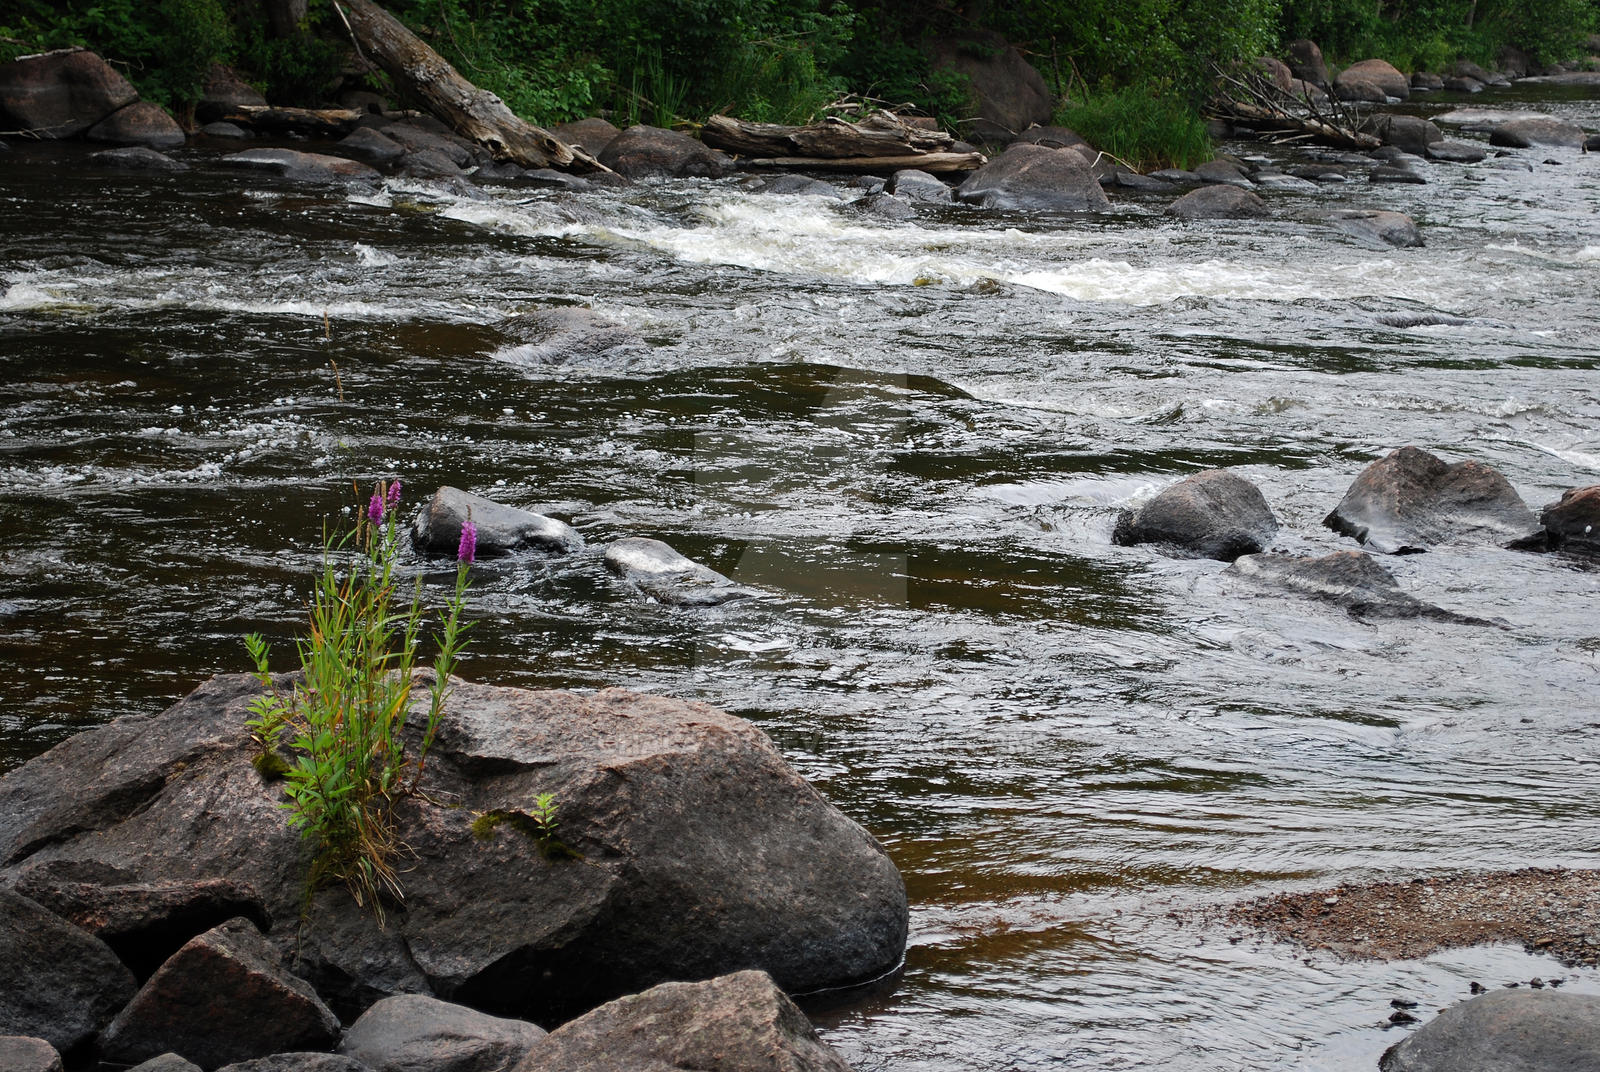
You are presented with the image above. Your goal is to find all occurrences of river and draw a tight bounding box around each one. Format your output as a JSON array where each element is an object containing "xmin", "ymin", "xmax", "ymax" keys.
[{"xmin": 2, "ymin": 82, "xmax": 1599, "ymax": 1070}]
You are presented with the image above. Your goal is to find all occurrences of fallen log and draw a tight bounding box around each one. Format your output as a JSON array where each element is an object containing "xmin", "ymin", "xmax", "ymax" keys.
[
  {"xmin": 702, "ymin": 112, "xmax": 957, "ymax": 160},
  {"xmin": 221, "ymin": 105, "xmax": 362, "ymax": 137},
  {"xmin": 1209, "ymin": 66, "xmax": 1380, "ymax": 151},
  {"xmin": 737, "ymin": 152, "xmax": 986, "ymax": 175},
  {"xmin": 332, "ymin": 0, "xmax": 605, "ymax": 173}
]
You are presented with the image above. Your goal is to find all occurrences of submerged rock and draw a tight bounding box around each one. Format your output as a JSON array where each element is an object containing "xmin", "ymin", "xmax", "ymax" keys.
[
  {"xmin": 99, "ymin": 917, "xmax": 340, "ymax": 1069},
  {"xmin": 954, "ymin": 143, "xmax": 1111, "ymax": 212},
  {"xmin": 495, "ymin": 306, "xmax": 646, "ymax": 367},
  {"xmin": 1426, "ymin": 140, "xmax": 1488, "ymax": 163},
  {"xmin": 1113, "ymin": 470, "xmax": 1279, "ymax": 561},
  {"xmin": 0, "ymin": 675, "xmax": 907, "ymax": 1025},
  {"xmin": 1228, "ymin": 551, "xmax": 1494, "ymax": 625},
  {"xmin": 88, "ymin": 146, "xmax": 188, "ymax": 171},
  {"xmin": 220, "ymin": 149, "xmax": 380, "ymax": 183},
  {"xmin": 340, "ymin": 994, "xmax": 545, "ymax": 1072},
  {"xmin": 412, "ymin": 486, "xmax": 582, "ymax": 558},
  {"xmin": 1323, "ymin": 446, "xmax": 1538, "ymax": 553},
  {"xmin": 604, "ymin": 537, "xmax": 757, "ymax": 606},
  {"xmin": 1370, "ymin": 114, "xmax": 1443, "ymax": 155},
  {"xmin": 597, "ymin": 125, "xmax": 731, "ymax": 180},
  {"xmin": 0, "ymin": 889, "xmax": 136, "ymax": 1054},
  {"xmin": 514, "ymin": 970, "xmax": 854, "ymax": 1072},
  {"xmin": 1379, "ymin": 989, "xmax": 1600, "ymax": 1071},
  {"xmin": 1327, "ymin": 209, "xmax": 1422, "ymax": 248}
]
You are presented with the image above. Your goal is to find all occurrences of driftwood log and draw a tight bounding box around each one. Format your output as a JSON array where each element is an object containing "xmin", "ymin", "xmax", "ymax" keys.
[
  {"xmin": 332, "ymin": 0, "xmax": 605, "ymax": 172},
  {"xmin": 736, "ymin": 152, "xmax": 986, "ymax": 174},
  {"xmin": 1210, "ymin": 67, "xmax": 1380, "ymax": 150},
  {"xmin": 221, "ymin": 105, "xmax": 362, "ymax": 137},
  {"xmin": 701, "ymin": 112, "xmax": 985, "ymax": 173}
]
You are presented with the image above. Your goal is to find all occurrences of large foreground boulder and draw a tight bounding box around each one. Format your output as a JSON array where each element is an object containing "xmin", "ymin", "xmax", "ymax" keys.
[
  {"xmin": 955, "ymin": 143, "xmax": 1111, "ymax": 212},
  {"xmin": 1227, "ymin": 551, "xmax": 1493, "ymax": 625},
  {"xmin": 1323, "ymin": 446, "xmax": 1538, "ymax": 553},
  {"xmin": 99, "ymin": 917, "xmax": 341, "ymax": 1069},
  {"xmin": 0, "ymin": 676, "xmax": 907, "ymax": 1026},
  {"xmin": 340, "ymin": 994, "xmax": 545, "ymax": 1072},
  {"xmin": 0, "ymin": 888, "xmax": 136, "ymax": 1054},
  {"xmin": 1112, "ymin": 470, "xmax": 1278, "ymax": 561},
  {"xmin": 1379, "ymin": 989, "xmax": 1600, "ymax": 1071},
  {"xmin": 0, "ymin": 49, "xmax": 139, "ymax": 138},
  {"xmin": 514, "ymin": 971, "xmax": 854, "ymax": 1072},
  {"xmin": 412, "ymin": 487, "xmax": 582, "ymax": 558},
  {"xmin": 597, "ymin": 125, "xmax": 731, "ymax": 179}
]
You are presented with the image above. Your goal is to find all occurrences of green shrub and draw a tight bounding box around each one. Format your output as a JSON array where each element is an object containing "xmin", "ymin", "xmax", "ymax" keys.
[
  {"xmin": 1057, "ymin": 82, "xmax": 1212, "ymax": 170},
  {"xmin": 245, "ymin": 480, "xmax": 473, "ymax": 916}
]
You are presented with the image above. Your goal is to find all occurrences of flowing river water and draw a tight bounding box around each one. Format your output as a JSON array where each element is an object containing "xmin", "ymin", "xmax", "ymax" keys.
[{"xmin": 3, "ymin": 83, "xmax": 1599, "ymax": 1070}]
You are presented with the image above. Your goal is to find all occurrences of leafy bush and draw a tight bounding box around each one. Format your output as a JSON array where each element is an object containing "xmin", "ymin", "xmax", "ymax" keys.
[
  {"xmin": 1057, "ymin": 82, "xmax": 1213, "ymax": 170},
  {"xmin": 245, "ymin": 480, "xmax": 473, "ymax": 916}
]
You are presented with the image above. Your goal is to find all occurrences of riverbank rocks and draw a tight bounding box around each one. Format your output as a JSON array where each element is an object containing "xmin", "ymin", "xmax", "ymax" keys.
[
  {"xmin": 86, "ymin": 101, "xmax": 185, "ymax": 149},
  {"xmin": 1165, "ymin": 185, "xmax": 1270, "ymax": 220},
  {"xmin": 1489, "ymin": 117, "xmax": 1589, "ymax": 148},
  {"xmin": 604, "ymin": 537, "xmax": 757, "ymax": 606},
  {"xmin": 552, "ymin": 117, "xmax": 621, "ymax": 157},
  {"xmin": 1426, "ymin": 140, "xmax": 1488, "ymax": 163},
  {"xmin": 338, "ymin": 127, "xmax": 405, "ymax": 164},
  {"xmin": 1370, "ymin": 114, "xmax": 1443, "ymax": 155},
  {"xmin": 1323, "ymin": 446, "xmax": 1538, "ymax": 553},
  {"xmin": 598, "ymin": 124, "xmax": 731, "ymax": 180},
  {"xmin": 887, "ymin": 168, "xmax": 954, "ymax": 202},
  {"xmin": 0, "ymin": 1037, "xmax": 64, "ymax": 1072},
  {"xmin": 0, "ymin": 49, "xmax": 139, "ymax": 139},
  {"xmin": 1327, "ymin": 209, "xmax": 1422, "ymax": 248},
  {"xmin": 412, "ymin": 487, "xmax": 581, "ymax": 558},
  {"xmin": 89, "ymin": 146, "xmax": 188, "ymax": 172},
  {"xmin": 0, "ymin": 889, "xmax": 137, "ymax": 1054},
  {"xmin": 220, "ymin": 148, "xmax": 381, "ymax": 183},
  {"xmin": 100, "ymin": 918, "xmax": 341, "ymax": 1068},
  {"xmin": 1336, "ymin": 59, "xmax": 1410, "ymax": 100},
  {"xmin": 0, "ymin": 675, "xmax": 907, "ymax": 1026},
  {"xmin": 196, "ymin": 65, "xmax": 267, "ymax": 124},
  {"xmin": 955, "ymin": 143, "xmax": 1112, "ymax": 212},
  {"xmin": 514, "ymin": 971, "xmax": 853, "ymax": 1072},
  {"xmin": 1227, "ymin": 551, "xmax": 1492, "ymax": 624},
  {"xmin": 1112, "ymin": 470, "xmax": 1278, "ymax": 561},
  {"xmin": 340, "ymin": 994, "xmax": 545, "ymax": 1072},
  {"xmin": 1379, "ymin": 989, "xmax": 1600, "ymax": 1071},
  {"xmin": 926, "ymin": 30, "xmax": 1053, "ymax": 145},
  {"xmin": 1515, "ymin": 485, "xmax": 1600, "ymax": 556},
  {"xmin": 1287, "ymin": 39, "xmax": 1331, "ymax": 87}
]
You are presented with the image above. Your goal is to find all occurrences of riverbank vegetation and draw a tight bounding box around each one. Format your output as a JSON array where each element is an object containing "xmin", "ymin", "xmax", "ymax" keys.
[{"xmin": 3, "ymin": 0, "xmax": 1596, "ymax": 155}]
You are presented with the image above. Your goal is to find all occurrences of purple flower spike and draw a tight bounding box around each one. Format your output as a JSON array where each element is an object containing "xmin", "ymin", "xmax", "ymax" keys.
[
  {"xmin": 458, "ymin": 520, "xmax": 477, "ymax": 565},
  {"xmin": 368, "ymin": 492, "xmax": 385, "ymax": 523},
  {"xmin": 386, "ymin": 479, "xmax": 402, "ymax": 511}
]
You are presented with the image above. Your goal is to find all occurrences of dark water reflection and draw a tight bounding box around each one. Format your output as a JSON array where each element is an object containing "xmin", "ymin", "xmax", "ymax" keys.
[{"xmin": 3, "ymin": 87, "xmax": 1600, "ymax": 1068}]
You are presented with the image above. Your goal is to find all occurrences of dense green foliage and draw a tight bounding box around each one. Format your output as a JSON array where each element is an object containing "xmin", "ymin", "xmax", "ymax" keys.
[{"xmin": 3, "ymin": 0, "xmax": 1593, "ymax": 160}]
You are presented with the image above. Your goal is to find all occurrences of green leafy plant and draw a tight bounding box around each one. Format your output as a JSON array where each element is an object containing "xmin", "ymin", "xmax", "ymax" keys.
[
  {"xmin": 245, "ymin": 479, "xmax": 474, "ymax": 917},
  {"xmin": 471, "ymin": 792, "xmax": 581, "ymax": 860}
]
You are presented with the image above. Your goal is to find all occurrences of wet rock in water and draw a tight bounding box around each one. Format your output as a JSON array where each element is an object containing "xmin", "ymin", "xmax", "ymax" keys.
[
  {"xmin": 220, "ymin": 148, "xmax": 380, "ymax": 183},
  {"xmin": 215, "ymin": 1056, "xmax": 371, "ymax": 1072},
  {"xmin": 1164, "ymin": 184, "xmax": 1270, "ymax": 220},
  {"xmin": 340, "ymin": 994, "xmax": 545, "ymax": 1072},
  {"xmin": 1104, "ymin": 170, "xmax": 1178, "ymax": 193},
  {"xmin": 1370, "ymin": 114, "xmax": 1444, "ymax": 155},
  {"xmin": 412, "ymin": 486, "xmax": 581, "ymax": 558},
  {"xmin": 1251, "ymin": 171, "xmax": 1319, "ymax": 193},
  {"xmin": 199, "ymin": 121, "xmax": 247, "ymax": 138},
  {"xmin": 398, "ymin": 148, "xmax": 466, "ymax": 179},
  {"xmin": 1374, "ymin": 311, "xmax": 1476, "ymax": 327},
  {"xmin": 1193, "ymin": 159, "xmax": 1253, "ymax": 188},
  {"xmin": 1444, "ymin": 75, "xmax": 1486, "ymax": 92},
  {"xmin": 848, "ymin": 191, "xmax": 916, "ymax": 220},
  {"xmin": 88, "ymin": 146, "xmax": 188, "ymax": 172},
  {"xmin": 1411, "ymin": 71, "xmax": 1445, "ymax": 91},
  {"xmin": 1113, "ymin": 470, "xmax": 1279, "ymax": 561},
  {"xmin": 1370, "ymin": 165, "xmax": 1426, "ymax": 184},
  {"xmin": 1489, "ymin": 117, "xmax": 1589, "ymax": 148},
  {"xmin": 0, "ymin": 674, "xmax": 907, "ymax": 1024},
  {"xmin": 1337, "ymin": 58, "xmax": 1411, "ymax": 100},
  {"xmin": 886, "ymin": 168, "xmax": 954, "ymax": 202},
  {"xmin": 1327, "ymin": 209, "xmax": 1422, "ymax": 248},
  {"xmin": 13, "ymin": 869, "xmax": 270, "ymax": 981},
  {"xmin": 0, "ymin": 1037, "xmax": 63, "ymax": 1072},
  {"xmin": 1228, "ymin": 551, "xmax": 1494, "ymax": 624},
  {"xmin": 754, "ymin": 173, "xmax": 845, "ymax": 198},
  {"xmin": 337, "ymin": 127, "xmax": 404, "ymax": 164},
  {"xmin": 1149, "ymin": 167, "xmax": 1202, "ymax": 185},
  {"xmin": 0, "ymin": 49, "xmax": 139, "ymax": 139},
  {"xmin": 1379, "ymin": 989, "xmax": 1600, "ymax": 1071},
  {"xmin": 552, "ymin": 117, "xmax": 621, "ymax": 157},
  {"xmin": 99, "ymin": 917, "xmax": 341, "ymax": 1069},
  {"xmin": 1323, "ymin": 445, "xmax": 1538, "ymax": 553},
  {"xmin": 495, "ymin": 306, "xmax": 646, "ymax": 366},
  {"xmin": 954, "ymin": 143, "xmax": 1112, "ymax": 212},
  {"xmin": 86, "ymin": 101, "xmax": 185, "ymax": 149},
  {"xmin": 196, "ymin": 64, "xmax": 266, "ymax": 124},
  {"xmin": 598, "ymin": 124, "xmax": 732, "ymax": 180},
  {"xmin": 605, "ymin": 537, "xmax": 757, "ymax": 606},
  {"xmin": 1513, "ymin": 485, "xmax": 1600, "ymax": 556},
  {"xmin": 0, "ymin": 888, "xmax": 136, "ymax": 1054},
  {"xmin": 1427, "ymin": 139, "xmax": 1488, "ymax": 163},
  {"xmin": 1587, "ymin": 133, "xmax": 1600, "ymax": 152},
  {"xmin": 383, "ymin": 122, "xmax": 478, "ymax": 167},
  {"xmin": 517, "ymin": 167, "xmax": 593, "ymax": 190},
  {"xmin": 514, "ymin": 971, "xmax": 854, "ymax": 1072}
]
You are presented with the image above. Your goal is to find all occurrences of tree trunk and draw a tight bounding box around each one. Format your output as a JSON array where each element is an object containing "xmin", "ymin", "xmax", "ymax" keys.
[
  {"xmin": 223, "ymin": 105, "xmax": 362, "ymax": 137},
  {"xmin": 736, "ymin": 152, "xmax": 987, "ymax": 175},
  {"xmin": 332, "ymin": 0, "xmax": 605, "ymax": 173}
]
